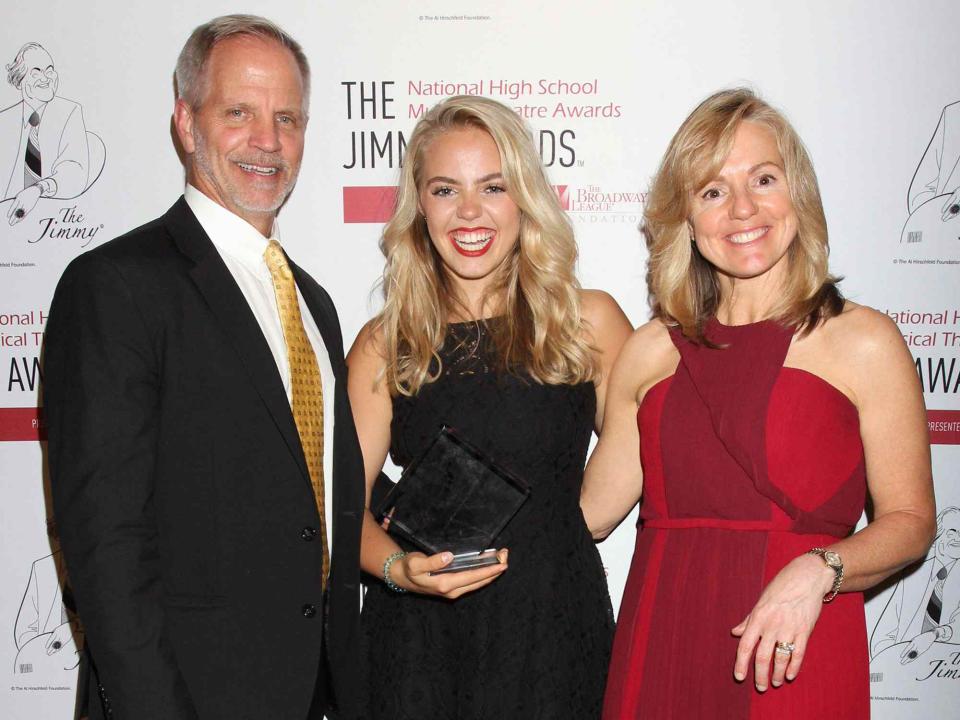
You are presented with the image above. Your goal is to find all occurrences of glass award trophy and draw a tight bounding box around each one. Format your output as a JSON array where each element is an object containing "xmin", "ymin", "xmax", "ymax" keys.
[{"xmin": 374, "ymin": 426, "xmax": 530, "ymax": 573}]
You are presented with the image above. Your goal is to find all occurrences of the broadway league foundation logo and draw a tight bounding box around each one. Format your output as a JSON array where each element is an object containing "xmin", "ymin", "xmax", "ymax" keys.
[
  {"xmin": 567, "ymin": 185, "xmax": 645, "ymax": 213},
  {"xmin": 900, "ymin": 100, "xmax": 960, "ymax": 258},
  {"xmin": 1, "ymin": 42, "xmax": 105, "ymax": 228},
  {"xmin": 562, "ymin": 184, "xmax": 646, "ymax": 225}
]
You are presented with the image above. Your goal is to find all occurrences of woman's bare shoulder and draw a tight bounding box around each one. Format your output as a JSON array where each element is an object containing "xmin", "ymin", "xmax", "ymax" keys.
[
  {"xmin": 614, "ymin": 318, "xmax": 679, "ymax": 400},
  {"xmin": 347, "ymin": 317, "xmax": 388, "ymax": 372},
  {"xmin": 580, "ymin": 289, "xmax": 630, "ymax": 331},
  {"xmin": 819, "ymin": 301, "xmax": 905, "ymax": 361}
]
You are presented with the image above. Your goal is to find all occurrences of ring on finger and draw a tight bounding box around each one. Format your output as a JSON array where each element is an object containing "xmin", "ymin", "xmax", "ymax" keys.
[{"xmin": 774, "ymin": 641, "xmax": 795, "ymax": 655}]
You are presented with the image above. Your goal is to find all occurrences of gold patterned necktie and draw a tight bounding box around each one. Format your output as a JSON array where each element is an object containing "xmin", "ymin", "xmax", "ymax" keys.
[{"xmin": 263, "ymin": 239, "xmax": 329, "ymax": 587}]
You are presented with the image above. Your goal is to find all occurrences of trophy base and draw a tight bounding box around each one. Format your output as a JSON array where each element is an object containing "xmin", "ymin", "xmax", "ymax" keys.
[{"xmin": 430, "ymin": 549, "xmax": 500, "ymax": 574}]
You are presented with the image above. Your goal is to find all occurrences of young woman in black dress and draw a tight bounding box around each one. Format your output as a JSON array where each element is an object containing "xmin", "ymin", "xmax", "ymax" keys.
[{"xmin": 347, "ymin": 95, "xmax": 632, "ymax": 719}]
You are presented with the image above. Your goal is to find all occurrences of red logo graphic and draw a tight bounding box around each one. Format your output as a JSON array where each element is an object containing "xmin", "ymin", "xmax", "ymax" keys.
[
  {"xmin": 342, "ymin": 186, "xmax": 398, "ymax": 224},
  {"xmin": 0, "ymin": 407, "xmax": 46, "ymax": 442},
  {"xmin": 928, "ymin": 410, "xmax": 960, "ymax": 444}
]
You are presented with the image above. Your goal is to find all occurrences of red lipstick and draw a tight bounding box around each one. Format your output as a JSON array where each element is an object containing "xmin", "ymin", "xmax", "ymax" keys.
[{"xmin": 448, "ymin": 227, "xmax": 495, "ymax": 257}]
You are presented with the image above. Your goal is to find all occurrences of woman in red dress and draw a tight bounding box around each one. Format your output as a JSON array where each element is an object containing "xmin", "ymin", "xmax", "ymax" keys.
[{"xmin": 581, "ymin": 88, "xmax": 936, "ymax": 718}]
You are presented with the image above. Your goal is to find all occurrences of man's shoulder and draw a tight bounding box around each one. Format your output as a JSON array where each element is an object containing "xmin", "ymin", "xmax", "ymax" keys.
[
  {"xmin": 0, "ymin": 100, "xmax": 22, "ymax": 116},
  {"xmin": 41, "ymin": 95, "xmax": 83, "ymax": 127},
  {"xmin": 0, "ymin": 101, "xmax": 22, "ymax": 132},
  {"xmin": 85, "ymin": 215, "xmax": 172, "ymax": 263},
  {"xmin": 63, "ymin": 202, "xmax": 188, "ymax": 282}
]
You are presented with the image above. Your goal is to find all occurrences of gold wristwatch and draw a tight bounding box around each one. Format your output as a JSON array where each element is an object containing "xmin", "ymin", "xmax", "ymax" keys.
[{"xmin": 807, "ymin": 547, "xmax": 843, "ymax": 603}]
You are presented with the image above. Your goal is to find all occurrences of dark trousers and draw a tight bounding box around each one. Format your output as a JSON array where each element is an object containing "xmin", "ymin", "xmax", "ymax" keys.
[
  {"xmin": 79, "ymin": 641, "xmax": 329, "ymax": 719},
  {"xmin": 306, "ymin": 651, "xmax": 328, "ymax": 720}
]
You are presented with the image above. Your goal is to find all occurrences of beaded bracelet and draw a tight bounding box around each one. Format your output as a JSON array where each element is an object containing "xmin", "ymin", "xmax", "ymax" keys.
[{"xmin": 383, "ymin": 550, "xmax": 408, "ymax": 593}]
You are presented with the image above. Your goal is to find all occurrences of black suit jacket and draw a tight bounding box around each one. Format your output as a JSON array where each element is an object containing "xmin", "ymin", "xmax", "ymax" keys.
[{"xmin": 44, "ymin": 198, "xmax": 364, "ymax": 720}]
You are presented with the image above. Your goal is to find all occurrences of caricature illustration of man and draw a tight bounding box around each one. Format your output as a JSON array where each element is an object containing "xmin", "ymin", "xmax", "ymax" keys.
[
  {"xmin": 908, "ymin": 101, "xmax": 960, "ymax": 223},
  {"xmin": 870, "ymin": 506, "xmax": 960, "ymax": 664},
  {"xmin": 0, "ymin": 42, "xmax": 104, "ymax": 226}
]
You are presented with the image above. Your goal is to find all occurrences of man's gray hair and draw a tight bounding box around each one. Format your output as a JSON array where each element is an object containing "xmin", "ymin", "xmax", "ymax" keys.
[
  {"xmin": 6, "ymin": 42, "xmax": 47, "ymax": 90},
  {"xmin": 175, "ymin": 14, "xmax": 310, "ymax": 111}
]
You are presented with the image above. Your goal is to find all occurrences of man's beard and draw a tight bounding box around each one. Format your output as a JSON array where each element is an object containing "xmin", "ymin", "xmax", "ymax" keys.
[{"xmin": 192, "ymin": 131, "xmax": 299, "ymax": 215}]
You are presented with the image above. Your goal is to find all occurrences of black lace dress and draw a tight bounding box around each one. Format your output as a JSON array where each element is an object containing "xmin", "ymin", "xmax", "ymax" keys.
[{"xmin": 359, "ymin": 321, "xmax": 614, "ymax": 720}]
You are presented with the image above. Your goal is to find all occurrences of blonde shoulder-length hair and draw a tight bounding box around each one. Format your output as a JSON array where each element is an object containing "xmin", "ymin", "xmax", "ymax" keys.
[
  {"xmin": 373, "ymin": 95, "xmax": 596, "ymax": 396},
  {"xmin": 645, "ymin": 87, "xmax": 843, "ymax": 343}
]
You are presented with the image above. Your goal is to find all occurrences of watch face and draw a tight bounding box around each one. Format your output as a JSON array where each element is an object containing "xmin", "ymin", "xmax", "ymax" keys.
[{"xmin": 824, "ymin": 551, "xmax": 842, "ymax": 568}]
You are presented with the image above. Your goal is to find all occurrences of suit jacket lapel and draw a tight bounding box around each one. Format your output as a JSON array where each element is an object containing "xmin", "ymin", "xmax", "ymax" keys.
[
  {"xmin": 289, "ymin": 258, "xmax": 366, "ymax": 549},
  {"xmin": 162, "ymin": 198, "xmax": 311, "ymax": 485},
  {"xmin": 289, "ymin": 260, "xmax": 345, "ymax": 380}
]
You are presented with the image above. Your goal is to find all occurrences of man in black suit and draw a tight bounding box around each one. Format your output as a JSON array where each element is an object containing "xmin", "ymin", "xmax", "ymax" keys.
[{"xmin": 43, "ymin": 15, "xmax": 364, "ymax": 720}]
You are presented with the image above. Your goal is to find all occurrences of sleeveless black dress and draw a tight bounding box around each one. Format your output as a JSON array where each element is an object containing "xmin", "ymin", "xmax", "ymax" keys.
[{"xmin": 359, "ymin": 321, "xmax": 614, "ymax": 720}]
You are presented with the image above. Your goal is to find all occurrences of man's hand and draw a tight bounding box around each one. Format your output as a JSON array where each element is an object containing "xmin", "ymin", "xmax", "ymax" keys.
[
  {"xmin": 899, "ymin": 630, "xmax": 937, "ymax": 664},
  {"xmin": 941, "ymin": 189, "xmax": 960, "ymax": 222},
  {"xmin": 7, "ymin": 184, "xmax": 42, "ymax": 225},
  {"xmin": 44, "ymin": 622, "xmax": 76, "ymax": 656}
]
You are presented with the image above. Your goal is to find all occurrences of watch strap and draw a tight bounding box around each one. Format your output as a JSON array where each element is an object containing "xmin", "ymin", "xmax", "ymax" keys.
[{"xmin": 807, "ymin": 547, "xmax": 843, "ymax": 603}]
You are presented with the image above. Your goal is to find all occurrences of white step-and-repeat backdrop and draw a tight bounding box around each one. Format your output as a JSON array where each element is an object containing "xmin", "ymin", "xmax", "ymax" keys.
[{"xmin": 1, "ymin": 2, "xmax": 957, "ymax": 717}]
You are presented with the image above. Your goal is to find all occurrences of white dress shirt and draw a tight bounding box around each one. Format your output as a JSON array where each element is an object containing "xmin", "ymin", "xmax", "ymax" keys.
[{"xmin": 185, "ymin": 185, "xmax": 334, "ymax": 548}]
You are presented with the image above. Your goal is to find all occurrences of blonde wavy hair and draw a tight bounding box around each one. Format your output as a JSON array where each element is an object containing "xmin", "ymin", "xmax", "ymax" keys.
[
  {"xmin": 645, "ymin": 88, "xmax": 843, "ymax": 343},
  {"xmin": 374, "ymin": 95, "xmax": 596, "ymax": 396}
]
